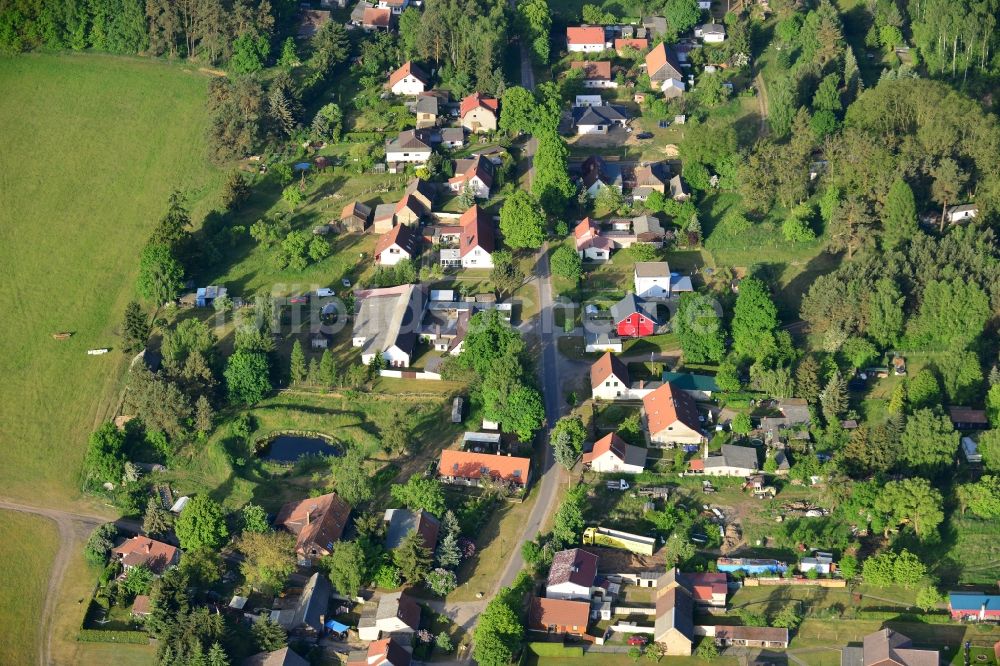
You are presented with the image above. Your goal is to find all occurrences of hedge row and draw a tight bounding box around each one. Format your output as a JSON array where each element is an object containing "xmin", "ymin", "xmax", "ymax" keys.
[
  {"xmin": 343, "ymin": 131, "xmax": 386, "ymax": 142},
  {"xmin": 77, "ymin": 629, "xmax": 149, "ymax": 644},
  {"xmin": 527, "ymin": 643, "xmax": 585, "ymax": 657}
]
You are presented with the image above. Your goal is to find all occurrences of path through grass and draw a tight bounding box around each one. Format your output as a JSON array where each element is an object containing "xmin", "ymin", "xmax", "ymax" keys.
[{"xmin": 0, "ymin": 511, "xmax": 59, "ymax": 665}]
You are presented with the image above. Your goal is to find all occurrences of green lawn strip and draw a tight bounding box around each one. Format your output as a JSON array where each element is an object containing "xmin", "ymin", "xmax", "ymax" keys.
[{"xmin": 0, "ymin": 511, "xmax": 59, "ymax": 665}]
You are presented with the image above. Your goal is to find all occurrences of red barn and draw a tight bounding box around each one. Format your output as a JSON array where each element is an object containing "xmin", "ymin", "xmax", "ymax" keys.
[{"xmin": 610, "ymin": 293, "xmax": 657, "ymax": 337}]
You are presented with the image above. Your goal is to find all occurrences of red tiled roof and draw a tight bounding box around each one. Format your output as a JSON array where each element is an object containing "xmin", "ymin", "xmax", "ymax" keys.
[
  {"xmin": 375, "ymin": 223, "xmax": 418, "ymax": 259},
  {"xmin": 275, "ymin": 492, "xmax": 351, "ymax": 556},
  {"xmin": 615, "ymin": 38, "xmax": 649, "ymax": 53},
  {"xmin": 571, "ymin": 60, "xmax": 612, "ymax": 80},
  {"xmin": 646, "ymin": 42, "xmax": 683, "ymax": 81},
  {"xmin": 439, "ymin": 450, "xmax": 530, "ymax": 485},
  {"xmin": 643, "ymin": 382, "xmax": 701, "ymax": 437},
  {"xmin": 353, "ymin": 637, "xmax": 411, "ymax": 666},
  {"xmin": 529, "ymin": 597, "xmax": 590, "ymax": 630},
  {"xmin": 590, "ymin": 351, "xmax": 628, "ymax": 388},
  {"xmin": 458, "ymin": 205, "xmax": 495, "ymax": 257},
  {"xmin": 460, "ymin": 92, "xmax": 499, "ymax": 118},
  {"xmin": 395, "ymin": 193, "xmax": 426, "ymax": 217},
  {"xmin": 567, "ymin": 26, "xmax": 605, "ymax": 46},
  {"xmin": 448, "ymin": 155, "xmax": 494, "ymax": 190},
  {"xmin": 387, "ymin": 61, "xmax": 429, "ymax": 89},
  {"xmin": 111, "ymin": 536, "xmax": 178, "ymax": 575},
  {"xmin": 582, "ymin": 433, "xmax": 629, "ymax": 464},
  {"xmin": 363, "ymin": 6, "xmax": 391, "ymax": 27},
  {"xmin": 547, "ymin": 548, "xmax": 598, "ymax": 587}
]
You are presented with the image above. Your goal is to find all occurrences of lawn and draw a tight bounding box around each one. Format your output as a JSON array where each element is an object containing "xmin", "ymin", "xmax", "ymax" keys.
[
  {"xmin": 0, "ymin": 53, "xmax": 223, "ymax": 507},
  {"xmin": 159, "ymin": 389, "xmax": 464, "ymax": 512},
  {"xmin": 0, "ymin": 511, "xmax": 59, "ymax": 665}
]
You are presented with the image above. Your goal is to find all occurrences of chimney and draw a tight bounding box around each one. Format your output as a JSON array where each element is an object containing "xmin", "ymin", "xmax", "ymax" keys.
[
  {"xmin": 146, "ymin": 543, "xmax": 152, "ymax": 554},
  {"xmin": 305, "ymin": 509, "xmax": 312, "ymax": 526},
  {"xmin": 981, "ymin": 602, "xmax": 987, "ymax": 621},
  {"xmin": 703, "ymin": 442, "xmax": 709, "ymax": 460},
  {"xmin": 639, "ymin": 380, "xmax": 645, "ymax": 390}
]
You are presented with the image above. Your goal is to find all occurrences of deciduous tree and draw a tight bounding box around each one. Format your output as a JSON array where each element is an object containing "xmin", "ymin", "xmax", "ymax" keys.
[
  {"xmin": 175, "ymin": 495, "xmax": 229, "ymax": 551},
  {"xmin": 499, "ymin": 189, "xmax": 545, "ymax": 249}
]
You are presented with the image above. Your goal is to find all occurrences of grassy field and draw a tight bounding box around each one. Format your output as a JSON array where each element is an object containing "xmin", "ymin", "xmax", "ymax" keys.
[
  {"xmin": 0, "ymin": 53, "xmax": 222, "ymax": 506},
  {"xmin": 0, "ymin": 512, "xmax": 59, "ymax": 665}
]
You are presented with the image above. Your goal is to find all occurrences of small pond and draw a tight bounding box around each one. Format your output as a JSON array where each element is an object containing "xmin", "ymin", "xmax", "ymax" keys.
[{"xmin": 259, "ymin": 434, "xmax": 341, "ymax": 463}]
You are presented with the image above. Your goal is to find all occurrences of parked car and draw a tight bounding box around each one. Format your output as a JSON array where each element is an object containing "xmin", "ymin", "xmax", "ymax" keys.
[
  {"xmin": 636, "ymin": 132, "xmax": 654, "ymax": 139},
  {"xmin": 341, "ymin": 278, "xmax": 352, "ymax": 287},
  {"xmin": 289, "ymin": 295, "xmax": 309, "ymax": 304},
  {"xmin": 316, "ymin": 288, "xmax": 335, "ymax": 297},
  {"xmin": 627, "ymin": 635, "xmax": 649, "ymax": 646}
]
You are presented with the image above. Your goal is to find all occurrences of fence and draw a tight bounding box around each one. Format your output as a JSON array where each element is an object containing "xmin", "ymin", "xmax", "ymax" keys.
[
  {"xmin": 379, "ymin": 369, "xmax": 442, "ymax": 381},
  {"xmin": 743, "ymin": 577, "xmax": 846, "ymax": 588}
]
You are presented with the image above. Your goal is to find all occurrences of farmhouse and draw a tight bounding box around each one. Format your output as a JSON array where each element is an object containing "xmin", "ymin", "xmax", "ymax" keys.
[
  {"xmin": 653, "ymin": 583, "xmax": 694, "ymax": 655},
  {"xmin": 386, "ymin": 61, "xmax": 430, "ymax": 96},
  {"xmin": 580, "ymin": 155, "xmax": 623, "ymax": 196},
  {"xmin": 630, "ymin": 162, "xmax": 668, "ymax": 200},
  {"xmin": 358, "ymin": 590, "xmax": 421, "ymax": 641},
  {"xmin": 948, "ymin": 592, "xmax": 1000, "ymax": 621},
  {"xmin": 246, "ymin": 647, "xmax": 310, "ymax": 666},
  {"xmin": 646, "ymin": 42, "xmax": 686, "ymax": 98},
  {"xmin": 383, "ymin": 508, "xmax": 440, "ymax": 551},
  {"xmin": 574, "ymin": 217, "xmax": 613, "ymax": 262},
  {"xmin": 448, "ymin": 155, "xmax": 494, "ymax": 199},
  {"xmin": 394, "ymin": 194, "xmax": 426, "ymax": 225},
  {"xmin": 412, "ymin": 91, "xmax": 446, "ymax": 128},
  {"xmin": 374, "ymin": 223, "xmax": 418, "ymax": 266},
  {"xmin": 610, "ymin": 293, "xmax": 658, "ymax": 337},
  {"xmin": 111, "ymin": 536, "xmax": 179, "ymax": 575},
  {"xmin": 346, "ymin": 637, "xmax": 412, "ymax": 666},
  {"xmin": 590, "ymin": 351, "xmax": 630, "ymax": 400},
  {"xmin": 571, "ymin": 60, "xmax": 617, "ymax": 88},
  {"xmin": 572, "ymin": 104, "xmax": 628, "ymax": 134},
  {"xmin": 696, "ymin": 23, "xmax": 726, "ymax": 42},
  {"xmin": 275, "ymin": 493, "xmax": 351, "ymax": 562},
  {"xmin": 634, "ymin": 261, "xmax": 671, "ymax": 299},
  {"xmin": 352, "ymin": 284, "xmax": 426, "ymax": 366},
  {"xmin": 440, "ymin": 127, "xmax": 465, "ymax": 148},
  {"xmin": 690, "ymin": 444, "xmax": 759, "ymax": 477},
  {"xmin": 270, "ymin": 572, "xmax": 331, "ymax": 636},
  {"xmin": 546, "ymin": 548, "xmax": 599, "ymax": 600},
  {"xmin": 438, "ymin": 450, "xmax": 530, "ymax": 487},
  {"xmin": 582, "ymin": 433, "xmax": 646, "ymax": 473},
  {"xmin": 643, "ymin": 382, "xmax": 705, "ymax": 446},
  {"xmin": 567, "ymin": 26, "xmax": 607, "ymax": 52},
  {"xmin": 460, "ymin": 92, "xmax": 499, "ymax": 133},
  {"xmin": 385, "ymin": 129, "xmax": 433, "ymax": 166},
  {"xmin": 529, "ymin": 597, "xmax": 591, "ymax": 636},
  {"xmin": 341, "ymin": 200, "xmax": 372, "ymax": 232},
  {"xmin": 841, "ymin": 629, "xmax": 939, "ymax": 666},
  {"xmin": 361, "ymin": 6, "xmax": 392, "ymax": 31},
  {"xmin": 439, "ymin": 205, "xmax": 496, "ymax": 268}
]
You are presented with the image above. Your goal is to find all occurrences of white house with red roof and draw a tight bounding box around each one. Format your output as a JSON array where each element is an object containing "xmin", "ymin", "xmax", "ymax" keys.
[
  {"xmin": 448, "ymin": 155, "xmax": 494, "ymax": 199},
  {"xmin": 546, "ymin": 548, "xmax": 599, "ymax": 600},
  {"xmin": 386, "ymin": 61, "xmax": 430, "ymax": 96},
  {"xmin": 460, "ymin": 92, "xmax": 499, "ymax": 133},
  {"xmin": 439, "ymin": 205, "xmax": 496, "ymax": 269},
  {"xmin": 583, "ymin": 433, "xmax": 646, "ymax": 473},
  {"xmin": 574, "ymin": 218, "xmax": 612, "ymax": 262},
  {"xmin": 567, "ymin": 26, "xmax": 607, "ymax": 52},
  {"xmin": 375, "ymin": 223, "xmax": 418, "ymax": 266},
  {"xmin": 111, "ymin": 536, "xmax": 180, "ymax": 575}
]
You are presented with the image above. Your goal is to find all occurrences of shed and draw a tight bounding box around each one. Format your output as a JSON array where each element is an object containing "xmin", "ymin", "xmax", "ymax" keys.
[{"xmin": 961, "ymin": 437, "xmax": 982, "ymax": 463}]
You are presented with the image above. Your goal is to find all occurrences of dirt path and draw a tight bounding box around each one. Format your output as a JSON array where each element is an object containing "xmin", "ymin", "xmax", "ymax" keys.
[
  {"xmin": 754, "ymin": 73, "xmax": 770, "ymax": 136},
  {"xmin": 0, "ymin": 499, "xmax": 136, "ymax": 666}
]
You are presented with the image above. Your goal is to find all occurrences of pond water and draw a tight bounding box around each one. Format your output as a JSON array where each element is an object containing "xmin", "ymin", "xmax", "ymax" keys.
[{"xmin": 260, "ymin": 435, "xmax": 341, "ymax": 463}]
